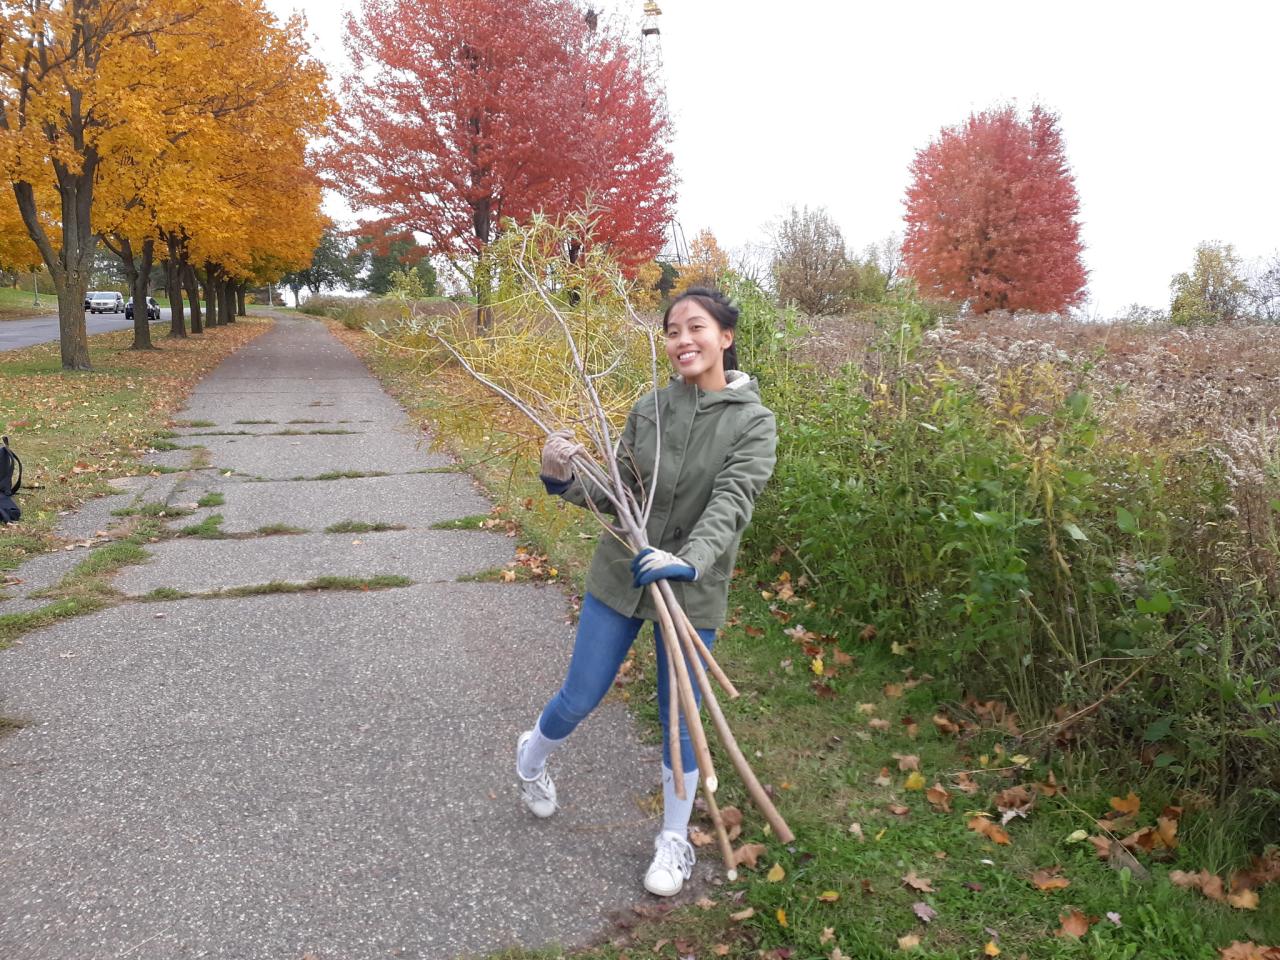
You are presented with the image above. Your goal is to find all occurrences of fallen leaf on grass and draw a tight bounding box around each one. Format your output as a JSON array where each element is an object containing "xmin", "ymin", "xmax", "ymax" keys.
[
  {"xmin": 817, "ymin": 890, "xmax": 840, "ymax": 903},
  {"xmin": 874, "ymin": 767, "xmax": 893, "ymax": 787},
  {"xmin": 820, "ymin": 927, "xmax": 835, "ymax": 945},
  {"xmin": 884, "ymin": 682, "xmax": 904, "ymax": 698},
  {"xmin": 926, "ymin": 783, "xmax": 952, "ymax": 812},
  {"xmin": 912, "ymin": 901, "xmax": 938, "ymax": 923},
  {"xmin": 869, "ymin": 718, "xmax": 891, "ymax": 732},
  {"xmin": 904, "ymin": 771, "xmax": 926, "ymax": 791},
  {"xmin": 902, "ymin": 715, "xmax": 920, "ymax": 737},
  {"xmin": 730, "ymin": 906, "xmax": 755, "ymax": 921},
  {"xmin": 995, "ymin": 785, "xmax": 1035, "ymax": 824},
  {"xmin": 849, "ymin": 822, "xmax": 865, "ymax": 841},
  {"xmin": 984, "ymin": 941, "xmax": 1001, "ymax": 956},
  {"xmin": 953, "ymin": 772, "xmax": 980, "ymax": 795},
  {"xmin": 695, "ymin": 897, "xmax": 716, "ymax": 910},
  {"xmin": 887, "ymin": 803, "xmax": 911, "ymax": 817},
  {"xmin": 766, "ymin": 862, "xmax": 786, "ymax": 882},
  {"xmin": 858, "ymin": 702, "xmax": 877, "ymax": 715},
  {"xmin": 968, "ymin": 815, "xmax": 1011, "ymax": 845},
  {"xmin": 1219, "ymin": 943, "xmax": 1280, "ymax": 960},
  {"xmin": 902, "ymin": 870, "xmax": 934, "ymax": 892},
  {"xmin": 776, "ymin": 907, "xmax": 788, "ymax": 927},
  {"xmin": 721, "ymin": 805, "xmax": 744, "ymax": 841},
  {"xmin": 713, "ymin": 945, "xmax": 731, "ymax": 957},
  {"xmin": 1226, "ymin": 888, "xmax": 1260, "ymax": 911},
  {"xmin": 1110, "ymin": 791, "xmax": 1141, "ymax": 816},
  {"xmin": 689, "ymin": 827, "xmax": 714, "ymax": 847},
  {"xmin": 1171, "ymin": 869, "xmax": 1227, "ymax": 903},
  {"xmin": 1056, "ymin": 909, "xmax": 1091, "ymax": 938},
  {"xmin": 733, "ymin": 843, "xmax": 767, "ymax": 869},
  {"xmin": 830, "ymin": 949, "xmax": 848, "ymax": 960},
  {"xmin": 1030, "ymin": 867, "xmax": 1071, "ymax": 891},
  {"xmin": 897, "ymin": 934, "xmax": 920, "ymax": 950},
  {"xmin": 894, "ymin": 753, "xmax": 920, "ymax": 772},
  {"xmin": 932, "ymin": 713, "xmax": 961, "ymax": 736}
]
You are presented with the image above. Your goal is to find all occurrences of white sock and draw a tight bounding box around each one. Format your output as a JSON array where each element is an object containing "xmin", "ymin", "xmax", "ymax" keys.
[
  {"xmin": 518, "ymin": 722, "xmax": 565, "ymax": 780},
  {"xmin": 661, "ymin": 763, "xmax": 699, "ymax": 838}
]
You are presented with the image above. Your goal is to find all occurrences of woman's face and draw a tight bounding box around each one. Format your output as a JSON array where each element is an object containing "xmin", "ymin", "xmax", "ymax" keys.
[{"xmin": 664, "ymin": 298, "xmax": 733, "ymax": 389}]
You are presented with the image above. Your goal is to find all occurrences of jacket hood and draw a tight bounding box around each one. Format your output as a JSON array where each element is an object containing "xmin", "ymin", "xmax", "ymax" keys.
[{"xmin": 671, "ymin": 369, "xmax": 763, "ymax": 407}]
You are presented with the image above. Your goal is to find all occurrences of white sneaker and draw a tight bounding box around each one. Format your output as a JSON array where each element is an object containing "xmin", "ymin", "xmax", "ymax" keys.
[
  {"xmin": 644, "ymin": 831, "xmax": 696, "ymax": 897},
  {"xmin": 516, "ymin": 730, "xmax": 557, "ymax": 818}
]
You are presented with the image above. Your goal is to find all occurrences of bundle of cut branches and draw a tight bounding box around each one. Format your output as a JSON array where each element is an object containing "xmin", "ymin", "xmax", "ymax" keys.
[{"xmin": 377, "ymin": 214, "xmax": 793, "ymax": 877}]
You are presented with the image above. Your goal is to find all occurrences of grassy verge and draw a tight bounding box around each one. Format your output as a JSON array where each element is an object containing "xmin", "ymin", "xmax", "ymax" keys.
[
  {"xmin": 0, "ymin": 318, "xmax": 272, "ymax": 574},
  {"xmin": 332, "ymin": 318, "xmax": 1279, "ymax": 960},
  {"xmin": 0, "ymin": 285, "xmax": 60, "ymax": 320}
]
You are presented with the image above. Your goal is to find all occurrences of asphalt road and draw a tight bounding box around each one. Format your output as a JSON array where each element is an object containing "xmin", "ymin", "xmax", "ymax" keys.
[
  {"xmin": 0, "ymin": 315, "xmax": 677, "ymax": 959},
  {"xmin": 0, "ymin": 308, "xmax": 170, "ymax": 352}
]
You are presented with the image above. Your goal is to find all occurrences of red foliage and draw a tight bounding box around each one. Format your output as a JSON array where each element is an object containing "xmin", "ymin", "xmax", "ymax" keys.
[
  {"xmin": 903, "ymin": 104, "xmax": 1087, "ymax": 314},
  {"xmin": 329, "ymin": 0, "xmax": 675, "ymax": 275}
]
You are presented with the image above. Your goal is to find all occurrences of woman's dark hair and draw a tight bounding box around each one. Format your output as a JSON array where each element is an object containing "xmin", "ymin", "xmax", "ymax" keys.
[{"xmin": 662, "ymin": 286, "xmax": 739, "ymax": 372}]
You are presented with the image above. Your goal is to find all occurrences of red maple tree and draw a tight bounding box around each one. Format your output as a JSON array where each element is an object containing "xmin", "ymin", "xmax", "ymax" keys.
[
  {"xmin": 902, "ymin": 104, "xmax": 1087, "ymax": 314},
  {"xmin": 329, "ymin": 0, "xmax": 675, "ymax": 300}
]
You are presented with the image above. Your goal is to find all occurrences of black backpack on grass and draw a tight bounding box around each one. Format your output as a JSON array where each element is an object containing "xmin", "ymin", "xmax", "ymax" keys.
[{"xmin": 0, "ymin": 436, "xmax": 22, "ymax": 523}]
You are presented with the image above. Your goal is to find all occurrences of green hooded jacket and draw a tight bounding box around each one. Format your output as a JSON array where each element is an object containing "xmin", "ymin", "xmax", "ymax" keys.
[{"xmin": 557, "ymin": 370, "xmax": 777, "ymax": 629}]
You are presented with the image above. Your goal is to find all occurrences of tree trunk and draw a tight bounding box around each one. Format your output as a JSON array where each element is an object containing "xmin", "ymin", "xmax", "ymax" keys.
[
  {"xmin": 165, "ymin": 235, "xmax": 186, "ymax": 338},
  {"xmin": 221, "ymin": 279, "xmax": 236, "ymax": 324},
  {"xmin": 204, "ymin": 262, "xmax": 219, "ymax": 326},
  {"xmin": 183, "ymin": 261, "xmax": 203, "ymax": 334},
  {"xmin": 236, "ymin": 284, "xmax": 247, "ymax": 317},
  {"xmin": 13, "ymin": 176, "xmax": 94, "ymax": 370},
  {"xmin": 291, "ymin": 284, "xmax": 301, "ymax": 307},
  {"xmin": 129, "ymin": 238, "xmax": 157, "ymax": 351},
  {"xmin": 473, "ymin": 245, "xmax": 494, "ymax": 332}
]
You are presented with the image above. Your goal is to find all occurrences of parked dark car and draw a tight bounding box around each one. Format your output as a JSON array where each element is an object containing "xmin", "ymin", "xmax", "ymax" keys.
[{"xmin": 125, "ymin": 297, "xmax": 161, "ymax": 322}]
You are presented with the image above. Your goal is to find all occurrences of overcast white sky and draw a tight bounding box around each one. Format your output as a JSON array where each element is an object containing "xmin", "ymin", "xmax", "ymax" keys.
[{"xmin": 268, "ymin": 0, "xmax": 1280, "ymax": 316}]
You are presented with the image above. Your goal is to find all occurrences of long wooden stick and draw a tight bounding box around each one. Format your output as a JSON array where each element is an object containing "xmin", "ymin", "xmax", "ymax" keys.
[
  {"xmin": 701, "ymin": 778, "xmax": 740, "ymax": 882},
  {"xmin": 650, "ymin": 584, "xmax": 718, "ymax": 793},
  {"xmin": 660, "ymin": 581, "xmax": 795, "ymax": 844},
  {"xmin": 665, "ymin": 641, "xmax": 685, "ymax": 800},
  {"xmin": 674, "ymin": 603, "xmax": 739, "ymax": 699}
]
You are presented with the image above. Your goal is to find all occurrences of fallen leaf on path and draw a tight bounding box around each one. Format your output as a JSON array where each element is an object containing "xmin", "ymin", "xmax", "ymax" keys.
[{"xmin": 1056, "ymin": 909, "xmax": 1091, "ymax": 939}]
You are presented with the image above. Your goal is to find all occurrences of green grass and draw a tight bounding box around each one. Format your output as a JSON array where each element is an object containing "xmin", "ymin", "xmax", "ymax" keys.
[
  {"xmin": 324, "ymin": 520, "xmax": 405, "ymax": 534},
  {"xmin": 178, "ymin": 514, "xmax": 226, "ymax": 539},
  {"xmin": 300, "ymin": 470, "xmax": 389, "ymax": 481},
  {"xmin": 111, "ymin": 502, "xmax": 193, "ymax": 519},
  {"xmin": 196, "ymin": 492, "xmax": 225, "ymax": 508},
  {"xmin": 0, "ymin": 284, "xmax": 59, "ymax": 319},
  {"xmin": 233, "ymin": 419, "xmax": 276, "ymax": 425},
  {"xmin": 253, "ymin": 523, "xmax": 306, "ymax": 536},
  {"xmin": 218, "ymin": 574, "xmax": 411, "ymax": 597},
  {"xmin": 172, "ymin": 419, "xmax": 216, "ymax": 428},
  {"xmin": 337, "ymin": 323, "xmax": 1280, "ymax": 960},
  {"xmin": 430, "ymin": 514, "xmax": 496, "ymax": 530},
  {"xmin": 140, "ymin": 587, "xmax": 190, "ymax": 602}
]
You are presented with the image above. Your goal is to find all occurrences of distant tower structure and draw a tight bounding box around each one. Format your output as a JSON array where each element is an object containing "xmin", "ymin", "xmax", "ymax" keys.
[{"xmin": 640, "ymin": 1, "xmax": 688, "ymax": 266}]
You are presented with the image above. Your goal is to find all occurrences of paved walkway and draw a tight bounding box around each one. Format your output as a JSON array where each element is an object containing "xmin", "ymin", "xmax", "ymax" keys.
[
  {"xmin": 0, "ymin": 316, "xmax": 676, "ymax": 959},
  {"xmin": 0, "ymin": 309, "xmax": 169, "ymax": 351}
]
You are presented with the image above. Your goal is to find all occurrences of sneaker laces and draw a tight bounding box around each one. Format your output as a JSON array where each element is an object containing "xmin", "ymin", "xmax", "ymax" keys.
[
  {"xmin": 520, "ymin": 766, "xmax": 557, "ymax": 810},
  {"xmin": 651, "ymin": 832, "xmax": 695, "ymax": 879}
]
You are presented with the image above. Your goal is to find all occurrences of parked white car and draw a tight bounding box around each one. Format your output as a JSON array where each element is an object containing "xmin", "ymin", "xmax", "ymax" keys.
[{"xmin": 87, "ymin": 291, "xmax": 124, "ymax": 313}]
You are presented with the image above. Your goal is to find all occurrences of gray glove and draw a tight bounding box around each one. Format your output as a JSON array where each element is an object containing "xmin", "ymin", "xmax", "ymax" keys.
[{"xmin": 541, "ymin": 430, "xmax": 586, "ymax": 482}]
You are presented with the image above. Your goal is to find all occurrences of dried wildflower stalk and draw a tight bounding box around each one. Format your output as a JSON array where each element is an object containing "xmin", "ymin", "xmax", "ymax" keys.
[{"xmin": 382, "ymin": 215, "xmax": 793, "ymax": 874}]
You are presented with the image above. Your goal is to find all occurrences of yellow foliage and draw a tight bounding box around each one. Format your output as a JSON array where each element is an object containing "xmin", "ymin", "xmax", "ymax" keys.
[{"xmin": 674, "ymin": 229, "xmax": 730, "ymax": 294}]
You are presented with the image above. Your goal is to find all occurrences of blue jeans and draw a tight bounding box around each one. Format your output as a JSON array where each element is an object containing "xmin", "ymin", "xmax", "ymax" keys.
[{"xmin": 538, "ymin": 593, "xmax": 717, "ymax": 770}]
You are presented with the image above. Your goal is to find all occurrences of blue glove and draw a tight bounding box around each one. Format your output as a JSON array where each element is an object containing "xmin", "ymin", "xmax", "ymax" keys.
[{"xmin": 631, "ymin": 547, "xmax": 698, "ymax": 588}]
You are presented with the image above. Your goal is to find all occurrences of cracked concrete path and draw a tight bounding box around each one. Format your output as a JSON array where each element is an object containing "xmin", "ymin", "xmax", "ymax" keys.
[{"xmin": 0, "ymin": 316, "xmax": 684, "ymax": 960}]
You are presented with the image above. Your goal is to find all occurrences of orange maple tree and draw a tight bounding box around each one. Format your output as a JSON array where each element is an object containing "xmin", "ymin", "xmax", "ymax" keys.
[
  {"xmin": 329, "ymin": 0, "xmax": 675, "ymax": 325},
  {"xmin": 902, "ymin": 103, "xmax": 1087, "ymax": 314}
]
